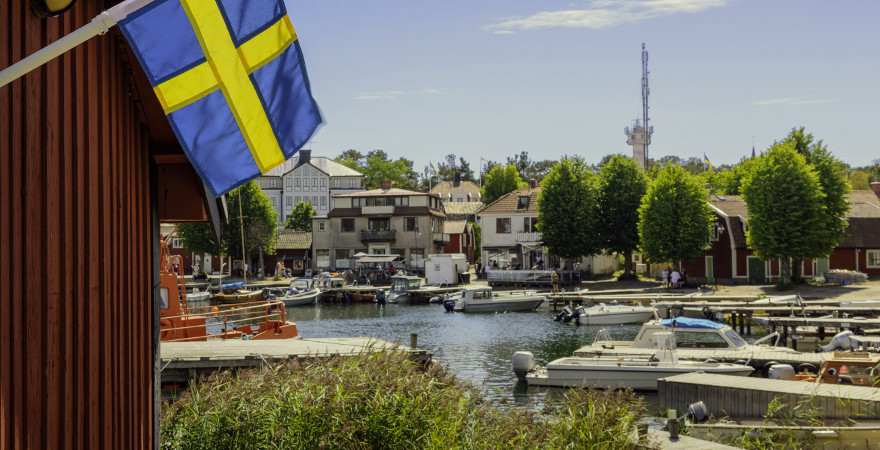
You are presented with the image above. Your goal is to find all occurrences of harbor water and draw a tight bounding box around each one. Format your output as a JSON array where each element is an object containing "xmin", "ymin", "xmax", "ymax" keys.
[{"xmin": 287, "ymin": 302, "xmax": 643, "ymax": 412}]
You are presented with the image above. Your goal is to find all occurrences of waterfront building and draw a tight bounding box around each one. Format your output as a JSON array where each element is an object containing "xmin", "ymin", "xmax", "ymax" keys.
[
  {"xmin": 311, "ymin": 182, "xmax": 447, "ymax": 272},
  {"xmin": 429, "ymin": 176, "xmax": 482, "ymax": 203},
  {"xmin": 430, "ymin": 175, "xmax": 482, "ymax": 262},
  {"xmin": 257, "ymin": 150, "xmax": 365, "ymax": 224},
  {"xmin": 685, "ymin": 185, "xmax": 880, "ymax": 284}
]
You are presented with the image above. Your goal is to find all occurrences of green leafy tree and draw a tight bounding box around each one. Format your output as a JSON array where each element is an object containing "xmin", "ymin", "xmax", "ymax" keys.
[
  {"xmin": 431, "ymin": 154, "xmax": 476, "ymax": 182},
  {"xmin": 742, "ymin": 143, "xmax": 826, "ymax": 288},
  {"xmin": 177, "ymin": 222, "xmax": 222, "ymax": 256},
  {"xmin": 779, "ymin": 128, "xmax": 851, "ymax": 281},
  {"xmin": 850, "ymin": 170, "xmax": 871, "ymax": 190},
  {"xmin": 481, "ymin": 163, "xmax": 525, "ymax": 205},
  {"xmin": 539, "ymin": 158, "xmax": 601, "ymax": 264},
  {"xmin": 286, "ymin": 202, "xmax": 316, "ymax": 231},
  {"xmin": 638, "ymin": 165, "xmax": 714, "ymax": 269},
  {"xmin": 597, "ymin": 156, "xmax": 647, "ymax": 279},
  {"xmin": 507, "ymin": 150, "xmax": 555, "ymax": 181},
  {"xmin": 336, "ymin": 149, "xmax": 419, "ymax": 190}
]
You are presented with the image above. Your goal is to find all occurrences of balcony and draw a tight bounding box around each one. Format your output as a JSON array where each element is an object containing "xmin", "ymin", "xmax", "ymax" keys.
[
  {"xmin": 433, "ymin": 232, "xmax": 450, "ymax": 243},
  {"xmin": 360, "ymin": 229, "xmax": 396, "ymax": 242},
  {"xmin": 515, "ymin": 232, "xmax": 542, "ymax": 243},
  {"xmin": 361, "ymin": 205, "xmax": 395, "ymax": 215}
]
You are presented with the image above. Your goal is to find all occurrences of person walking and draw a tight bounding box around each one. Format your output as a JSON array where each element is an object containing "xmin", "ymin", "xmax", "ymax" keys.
[
  {"xmin": 661, "ymin": 268, "xmax": 669, "ymax": 288},
  {"xmin": 671, "ymin": 270, "xmax": 681, "ymax": 289}
]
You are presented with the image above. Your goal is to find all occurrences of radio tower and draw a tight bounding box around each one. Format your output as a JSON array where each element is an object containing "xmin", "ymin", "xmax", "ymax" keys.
[{"xmin": 625, "ymin": 43, "xmax": 653, "ymax": 169}]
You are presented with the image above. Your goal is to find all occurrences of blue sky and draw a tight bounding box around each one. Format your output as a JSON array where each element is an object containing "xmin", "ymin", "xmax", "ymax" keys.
[{"xmin": 284, "ymin": 0, "xmax": 880, "ymax": 171}]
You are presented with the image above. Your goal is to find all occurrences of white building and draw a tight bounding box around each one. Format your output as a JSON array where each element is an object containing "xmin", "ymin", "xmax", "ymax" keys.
[{"xmin": 257, "ymin": 150, "xmax": 364, "ymax": 224}]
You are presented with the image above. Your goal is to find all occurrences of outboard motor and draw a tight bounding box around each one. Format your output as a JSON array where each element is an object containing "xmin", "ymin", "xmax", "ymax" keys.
[
  {"xmin": 555, "ymin": 305, "xmax": 574, "ymax": 322},
  {"xmin": 443, "ymin": 298, "xmax": 456, "ymax": 312},
  {"xmin": 571, "ymin": 306, "xmax": 583, "ymax": 326},
  {"xmin": 512, "ymin": 351, "xmax": 536, "ymax": 381},
  {"xmin": 819, "ymin": 330, "xmax": 855, "ymax": 352},
  {"xmin": 375, "ymin": 289, "xmax": 387, "ymax": 305}
]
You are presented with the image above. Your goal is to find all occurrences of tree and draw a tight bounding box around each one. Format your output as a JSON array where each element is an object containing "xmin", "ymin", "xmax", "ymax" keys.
[
  {"xmin": 597, "ymin": 156, "xmax": 647, "ymax": 279},
  {"xmin": 335, "ymin": 149, "xmax": 419, "ymax": 190},
  {"xmin": 286, "ymin": 202, "xmax": 316, "ymax": 231},
  {"xmin": 714, "ymin": 158, "xmax": 757, "ymax": 195},
  {"xmin": 741, "ymin": 143, "xmax": 826, "ymax": 288},
  {"xmin": 431, "ymin": 154, "xmax": 476, "ymax": 182},
  {"xmin": 507, "ymin": 150, "xmax": 554, "ymax": 181},
  {"xmin": 638, "ymin": 165, "xmax": 714, "ymax": 269},
  {"xmin": 779, "ymin": 128, "xmax": 851, "ymax": 281},
  {"xmin": 539, "ymin": 158, "xmax": 601, "ymax": 264},
  {"xmin": 177, "ymin": 222, "xmax": 222, "ymax": 256},
  {"xmin": 481, "ymin": 163, "xmax": 524, "ymax": 205}
]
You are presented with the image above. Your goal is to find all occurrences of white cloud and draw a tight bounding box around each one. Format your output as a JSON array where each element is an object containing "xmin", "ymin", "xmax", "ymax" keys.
[
  {"xmin": 354, "ymin": 89, "xmax": 442, "ymax": 101},
  {"xmin": 752, "ymin": 97, "xmax": 838, "ymax": 106},
  {"xmin": 485, "ymin": 0, "xmax": 726, "ymax": 33}
]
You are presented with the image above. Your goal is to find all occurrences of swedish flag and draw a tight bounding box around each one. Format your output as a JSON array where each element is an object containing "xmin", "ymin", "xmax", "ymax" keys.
[{"xmin": 119, "ymin": 0, "xmax": 322, "ymax": 196}]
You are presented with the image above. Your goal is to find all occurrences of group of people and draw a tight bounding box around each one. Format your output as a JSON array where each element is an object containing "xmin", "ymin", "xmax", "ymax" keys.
[{"xmin": 661, "ymin": 268, "xmax": 685, "ymax": 289}]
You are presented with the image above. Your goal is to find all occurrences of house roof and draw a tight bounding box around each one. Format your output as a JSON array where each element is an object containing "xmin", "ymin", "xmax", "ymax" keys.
[
  {"xmin": 478, "ymin": 187, "xmax": 541, "ymax": 214},
  {"xmin": 263, "ymin": 154, "xmax": 362, "ymax": 177},
  {"xmin": 430, "ymin": 181, "xmax": 481, "ymax": 200},
  {"xmin": 276, "ymin": 230, "xmax": 312, "ymax": 250},
  {"xmin": 333, "ymin": 187, "xmax": 436, "ymax": 198},
  {"xmin": 443, "ymin": 220, "xmax": 468, "ymax": 234},
  {"xmin": 443, "ymin": 201, "xmax": 483, "ymax": 217},
  {"xmin": 326, "ymin": 206, "xmax": 445, "ymax": 218}
]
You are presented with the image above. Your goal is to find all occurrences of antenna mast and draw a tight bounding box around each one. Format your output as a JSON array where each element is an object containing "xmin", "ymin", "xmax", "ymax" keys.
[{"xmin": 641, "ymin": 43, "xmax": 651, "ymax": 165}]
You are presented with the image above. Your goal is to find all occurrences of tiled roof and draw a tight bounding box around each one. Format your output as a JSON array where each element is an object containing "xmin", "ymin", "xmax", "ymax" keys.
[
  {"xmin": 276, "ymin": 230, "xmax": 312, "ymax": 250},
  {"xmin": 849, "ymin": 190, "xmax": 880, "ymax": 218},
  {"xmin": 443, "ymin": 220, "xmax": 467, "ymax": 234},
  {"xmin": 430, "ymin": 181, "xmax": 481, "ymax": 200},
  {"xmin": 263, "ymin": 154, "xmax": 362, "ymax": 177},
  {"xmin": 334, "ymin": 188, "xmax": 435, "ymax": 198},
  {"xmin": 478, "ymin": 187, "xmax": 541, "ymax": 214},
  {"xmin": 443, "ymin": 201, "xmax": 483, "ymax": 217}
]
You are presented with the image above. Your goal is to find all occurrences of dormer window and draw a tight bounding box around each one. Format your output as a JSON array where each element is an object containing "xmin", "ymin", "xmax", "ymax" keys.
[{"xmin": 517, "ymin": 196, "xmax": 529, "ymax": 209}]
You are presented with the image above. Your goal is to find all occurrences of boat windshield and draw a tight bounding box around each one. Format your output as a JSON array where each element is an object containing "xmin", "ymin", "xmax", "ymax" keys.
[
  {"xmin": 724, "ymin": 329, "xmax": 748, "ymax": 348},
  {"xmin": 407, "ymin": 279, "xmax": 422, "ymax": 289},
  {"xmin": 391, "ymin": 278, "xmax": 408, "ymax": 291},
  {"xmin": 292, "ymin": 279, "xmax": 311, "ymax": 290}
]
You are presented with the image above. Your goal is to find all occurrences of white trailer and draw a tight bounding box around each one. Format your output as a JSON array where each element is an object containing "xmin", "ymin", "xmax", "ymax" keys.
[{"xmin": 425, "ymin": 254, "xmax": 468, "ymax": 285}]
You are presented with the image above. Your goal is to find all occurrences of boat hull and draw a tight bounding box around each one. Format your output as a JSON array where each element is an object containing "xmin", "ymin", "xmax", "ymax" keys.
[
  {"xmin": 460, "ymin": 298, "xmax": 544, "ymax": 313},
  {"xmin": 281, "ymin": 290, "xmax": 320, "ymax": 307},
  {"xmin": 579, "ymin": 310, "xmax": 655, "ymax": 325}
]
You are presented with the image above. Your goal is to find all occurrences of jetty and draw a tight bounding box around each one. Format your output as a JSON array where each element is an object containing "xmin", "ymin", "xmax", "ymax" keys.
[
  {"xmin": 658, "ymin": 373, "xmax": 880, "ymax": 419},
  {"xmin": 574, "ymin": 344, "xmax": 825, "ymax": 368},
  {"xmin": 160, "ymin": 337, "xmax": 430, "ymax": 386}
]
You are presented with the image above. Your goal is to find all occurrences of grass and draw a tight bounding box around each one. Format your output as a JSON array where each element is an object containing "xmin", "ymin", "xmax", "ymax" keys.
[{"xmin": 160, "ymin": 351, "xmax": 653, "ymax": 450}]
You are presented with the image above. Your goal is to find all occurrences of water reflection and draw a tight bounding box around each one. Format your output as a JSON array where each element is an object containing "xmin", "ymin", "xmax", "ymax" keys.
[{"xmin": 289, "ymin": 302, "xmax": 642, "ymax": 411}]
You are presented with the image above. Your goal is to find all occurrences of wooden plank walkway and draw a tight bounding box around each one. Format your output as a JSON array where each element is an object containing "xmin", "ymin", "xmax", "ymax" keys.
[
  {"xmin": 574, "ymin": 344, "xmax": 825, "ymax": 368},
  {"xmin": 658, "ymin": 373, "xmax": 880, "ymax": 419},
  {"xmin": 647, "ymin": 429, "xmax": 741, "ymax": 450},
  {"xmin": 160, "ymin": 337, "xmax": 430, "ymax": 384}
]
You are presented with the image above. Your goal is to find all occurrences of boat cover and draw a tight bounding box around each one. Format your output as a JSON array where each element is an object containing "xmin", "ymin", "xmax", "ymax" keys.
[
  {"xmin": 661, "ymin": 317, "xmax": 722, "ymax": 329},
  {"xmin": 221, "ymin": 281, "xmax": 245, "ymax": 290}
]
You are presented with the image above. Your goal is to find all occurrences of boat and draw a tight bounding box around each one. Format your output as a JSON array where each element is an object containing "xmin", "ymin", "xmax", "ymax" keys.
[
  {"xmin": 574, "ymin": 317, "xmax": 818, "ymax": 368},
  {"xmin": 447, "ymin": 287, "xmax": 544, "ymax": 313},
  {"xmin": 277, "ymin": 278, "xmax": 321, "ymax": 306},
  {"xmin": 157, "ymin": 236, "xmax": 298, "ymax": 342},
  {"xmin": 555, "ymin": 303, "xmax": 656, "ymax": 325},
  {"xmin": 514, "ymin": 332, "xmax": 753, "ymax": 390},
  {"xmin": 186, "ymin": 288, "xmax": 212, "ymax": 304},
  {"xmin": 387, "ymin": 275, "xmax": 425, "ymax": 303},
  {"xmin": 213, "ymin": 288, "xmax": 265, "ymax": 304}
]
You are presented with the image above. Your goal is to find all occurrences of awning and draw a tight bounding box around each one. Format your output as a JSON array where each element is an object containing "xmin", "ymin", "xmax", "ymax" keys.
[{"xmin": 355, "ymin": 254, "xmax": 401, "ymax": 263}]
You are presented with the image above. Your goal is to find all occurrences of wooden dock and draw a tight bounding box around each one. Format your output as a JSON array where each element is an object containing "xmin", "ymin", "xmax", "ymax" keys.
[
  {"xmin": 658, "ymin": 373, "xmax": 880, "ymax": 419},
  {"xmin": 160, "ymin": 337, "xmax": 430, "ymax": 385},
  {"xmin": 574, "ymin": 344, "xmax": 825, "ymax": 368},
  {"xmin": 646, "ymin": 429, "xmax": 741, "ymax": 450}
]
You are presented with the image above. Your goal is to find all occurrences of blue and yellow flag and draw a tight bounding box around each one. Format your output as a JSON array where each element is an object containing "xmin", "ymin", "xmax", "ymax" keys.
[{"xmin": 119, "ymin": 0, "xmax": 322, "ymax": 196}]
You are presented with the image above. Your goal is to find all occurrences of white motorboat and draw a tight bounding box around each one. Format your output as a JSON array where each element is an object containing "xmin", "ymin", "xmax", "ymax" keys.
[
  {"xmin": 449, "ymin": 287, "xmax": 544, "ymax": 313},
  {"xmin": 279, "ymin": 278, "xmax": 321, "ymax": 306},
  {"xmin": 513, "ymin": 332, "xmax": 753, "ymax": 390},
  {"xmin": 186, "ymin": 288, "xmax": 212, "ymax": 304},
  {"xmin": 556, "ymin": 303, "xmax": 656, "ymax": 325}
]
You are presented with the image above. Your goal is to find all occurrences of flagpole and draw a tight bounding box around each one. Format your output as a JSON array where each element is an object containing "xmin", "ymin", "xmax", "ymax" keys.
[{"xmin": 0, "ymin": 0, "xmax": 154, "ymax": 89}]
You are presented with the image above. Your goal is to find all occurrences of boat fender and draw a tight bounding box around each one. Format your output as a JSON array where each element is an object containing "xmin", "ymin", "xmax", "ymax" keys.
[
  {"xmin": 687, "ymin": 401, "xmax": 709, "ymax": 423},
  {"xmin": 762, "ymin": 361, "xmax": 779, "ymax": 377},
  {"xmin": 768, "ymin": 364, "xmax": 796, "ymax": 380},
  {"xmin": 512, "ymin": 351, "xmax": 535, "ymax": 381}
]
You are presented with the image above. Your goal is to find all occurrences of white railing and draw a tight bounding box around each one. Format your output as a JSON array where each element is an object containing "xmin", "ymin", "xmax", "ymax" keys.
[{"xmin": 515, "ymin": 232, "xmax": 542, "ymax": 243}]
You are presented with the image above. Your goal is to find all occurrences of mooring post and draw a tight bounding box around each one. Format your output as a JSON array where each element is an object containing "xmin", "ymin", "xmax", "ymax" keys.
[
  {"xmin": 739, "ymin": 312, "xmax": 746, "ymax": 336},
  {"xmin": 410, "ymin": 333, "xmax": 418, "ymax": 349},
  {"xmin": 746, "ymin": 313, "xmax": 752, "ymax": 336}
]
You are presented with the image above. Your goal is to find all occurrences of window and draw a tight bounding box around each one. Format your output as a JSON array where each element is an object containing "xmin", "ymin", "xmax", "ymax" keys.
[
  {"xmin": 171, "ymin": 238, "xmax": 183, "ymax": 249},
  {"xmin": 674, "ymin": 331, "xmax": 730, "ymax": 349},
  {"xmin": 368, "ymin": 218, "xmax": 390, "ymax": 231},
  {"xmin": 410, "ymin": 248, "xmax": 425, "ymax": 267},
  {"xmin": 294, "ymin": 196, "xmax": 301, "ymax": 205},
  {"xmin": 868, "ymin": 250, "xmax": 880, "ymax": 269},
  {"xmin": 317, "ymin": 221, "xmax": 326, "ymax": 232},
  {"xmin": 523, "ymin": 217, "xmax": 538, "ymax": 232},
  {"xmin": 391, "ymin": 248, "xmax": 405, "ymax": 257},
  {"xmin": 316, "ymin": 249, "xmax": 330, "ymax": 268},
  {"xmin": 335, "ymin": 249, "xmax": 349, "ymax": 260},
  {"xmin": 496, "ymin": 218, "xmax": 511, "ymax": 234},
  {"xmin": 517, "ymin": 196, "xmax": 529, "ymax": 209},
  {"xmin": 313, "ymin": 195, "xmax": 319, "ymax": 205},
  {"xmin": 341, "ymin": 218, "xmax": 355, "ymax": 232},
  {"xmin": 394, "ymin": 197, "xmax": 409, "ymax": 207},
  {"xmin": 293, "ymin": 178, "xmax": 301, "ymax": 190},
  {"xmin": 710, "ymin": 223, "xmax": 721, "ymax": 241},
  {"xmin": 285, "ymin": 195, "xmax": 293, "ymax": 210},
  {"xmin": 404, "ymin": 217, "xmax": 418, "ymax": 232}
]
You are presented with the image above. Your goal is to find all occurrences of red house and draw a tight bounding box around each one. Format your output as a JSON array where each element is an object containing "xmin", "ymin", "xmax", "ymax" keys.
[{"xmin": 686, "ymin": 185, "xmax": 880, "ymax": 284}]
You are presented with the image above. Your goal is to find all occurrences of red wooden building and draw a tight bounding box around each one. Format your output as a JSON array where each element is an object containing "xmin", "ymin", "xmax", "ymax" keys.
[
  {"xmin": 686, "ymin": 186, "xmax": 880, "ymax": 284},
  {"xmin": 2, "ymin": 2, "xmax": 221, "ymax": 448}
]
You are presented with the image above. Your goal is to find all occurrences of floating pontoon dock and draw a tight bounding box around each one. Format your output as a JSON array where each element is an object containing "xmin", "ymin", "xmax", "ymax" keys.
[
  {"xmin": 658, "ymin": 372, "xmax": 880, "ymax": 419},
  {"xmin": 574, "ymin": 344, "xmax": 824, "ymax": 368},
  {"xmin": 160, "ymin": 337, "xmax": 430, "ymax": 385}
]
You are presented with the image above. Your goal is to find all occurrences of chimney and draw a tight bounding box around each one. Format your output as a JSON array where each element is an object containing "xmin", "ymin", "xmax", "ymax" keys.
[
  {"xmin": 871, "ymin": 181, "xmax": 880, "ymax": 199},
  {"xmin": 453, "ymin": 172, "xmax": 461, "ymax": 187},
  {"xmin": 528, "ymin": 178, "xmax": 538, "ymax": 189},
  {"xmin": 381, "ymin": 179, "xmax": 392, "ymax": 190},
  {"xmin": 298, "ymin": 149, "xmax": 311, "ymax": 165}
]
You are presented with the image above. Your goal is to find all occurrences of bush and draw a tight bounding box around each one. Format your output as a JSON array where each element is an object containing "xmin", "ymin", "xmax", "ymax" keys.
[{"xmin": 161, "ymin": 351, "xmax": 651, "ymax": 450}]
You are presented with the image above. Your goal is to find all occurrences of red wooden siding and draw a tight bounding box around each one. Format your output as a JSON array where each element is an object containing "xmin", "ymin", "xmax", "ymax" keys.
[{"xmin": 1, "ymin": 2, "xmax": 154, "ymax": 449}]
